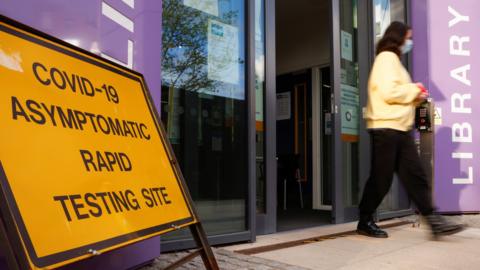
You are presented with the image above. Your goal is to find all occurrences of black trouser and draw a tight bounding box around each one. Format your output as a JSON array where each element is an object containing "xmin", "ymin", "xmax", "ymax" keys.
[{"xmin": 359, "ymin": 129, "xmax": 434, "ymax": 218}]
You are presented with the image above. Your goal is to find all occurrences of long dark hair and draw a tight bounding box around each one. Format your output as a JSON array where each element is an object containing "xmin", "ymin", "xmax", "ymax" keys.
[{"xmin": 376, "ymin": 21, "xmax": 411, "ymax": 57}]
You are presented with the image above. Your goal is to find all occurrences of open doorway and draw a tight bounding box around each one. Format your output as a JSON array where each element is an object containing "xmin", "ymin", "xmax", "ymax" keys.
[{"xmin": 276, "ymin": 0, "xmax": 333, "ymax": 232}]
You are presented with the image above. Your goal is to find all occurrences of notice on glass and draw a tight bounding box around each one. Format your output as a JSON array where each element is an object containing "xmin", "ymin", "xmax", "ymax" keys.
[
  {"xmin": 276, "ymin": 92, "xmax": 291, "ymax": 121},
  {"xmin": 341, "ymin": 30, "xmax": 353, "ymax": 62},
  {"xmin": 208, "ymin": 19, "xmax": 240, "ymax": 86},
  {"xmin": 184, "ymin": 0, "xmax": 218, "ymax": 16},
  {"xmin": 341, "ymin": 84, "xmax": 359, "ymax": 139}
]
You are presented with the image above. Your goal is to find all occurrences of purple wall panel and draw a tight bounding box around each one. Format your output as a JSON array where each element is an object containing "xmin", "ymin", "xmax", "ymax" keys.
[
  {"xmin": 0, "ymin": 0, "xmax": 162, "ymax": 110},
  {"xmin": 411, "ymin": 0, "xmax": 429, "ymax": 90},
  {"xmin": 412, "ymin": 0, "xmax": 480, "ymax": 212},
  {"xmin": 0, "ymin": 0, "xmax": 163, "ymax": 269}
]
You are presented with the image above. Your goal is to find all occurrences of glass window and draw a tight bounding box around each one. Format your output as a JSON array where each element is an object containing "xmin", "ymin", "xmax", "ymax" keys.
[
  {"xmin": 372, "ymin": 0, "xmax": 409, "ymax": 212},
  {"xmin": 374, "ymin": 0, "xmax": 406, "ymax": 43},
  {"xmin": 255, "ymin": 0, "xmax": 266, "ymax": 214},
  {"xmin": 161, "ymin": 0, "xmax": 247, "ymax": 238}
]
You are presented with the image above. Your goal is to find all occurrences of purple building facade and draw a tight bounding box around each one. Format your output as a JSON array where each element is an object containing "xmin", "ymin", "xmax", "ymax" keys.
[
  {"xmin": 0, "ymin": 0, "xmax": 163, "ymax": 269},
  {"xmin": 0, "ymin": 0, "xmax": 163, "ymax": 109},
  {"xmin": 412, "ymin": 0, "xmax": 480, "ymax": 212}
]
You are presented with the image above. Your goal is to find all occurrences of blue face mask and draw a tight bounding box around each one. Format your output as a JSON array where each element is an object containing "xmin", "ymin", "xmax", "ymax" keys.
[{"xmin": 401, "ymin": 39, "xmax": 413, "ymax": 54}]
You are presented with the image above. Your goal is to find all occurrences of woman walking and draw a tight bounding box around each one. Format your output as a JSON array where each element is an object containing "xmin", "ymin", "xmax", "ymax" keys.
[{"xmin": 357, "ymin": 21, "xmax": 463, "ymax": 238}]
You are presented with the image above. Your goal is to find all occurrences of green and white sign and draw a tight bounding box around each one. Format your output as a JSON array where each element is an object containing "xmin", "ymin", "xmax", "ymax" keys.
[{"xmin": 341, "ymin": 84, "xmax": 359, "ymax": 138}]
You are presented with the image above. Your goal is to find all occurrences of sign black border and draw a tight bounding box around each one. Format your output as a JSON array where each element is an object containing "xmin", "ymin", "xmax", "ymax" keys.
[{"xmin": 0, "ymin": 15, "xmax": 196, "ymax": 268}]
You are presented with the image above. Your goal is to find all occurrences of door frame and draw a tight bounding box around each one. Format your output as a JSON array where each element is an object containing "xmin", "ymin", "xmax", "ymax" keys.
[
  {"xmin": 258, "ymin": 0, "xmax": 413, "ymax": 233},
  {"xmin": 312, "ymin": 65, "xmax": 333, "ymax": 211},
  {"xmin": 255, "ymin": 0, "xmax": 277, "ymax": 235},
  {"xmin": 259, "ymin": 0, "xmax": 368, "ymax": 232}
]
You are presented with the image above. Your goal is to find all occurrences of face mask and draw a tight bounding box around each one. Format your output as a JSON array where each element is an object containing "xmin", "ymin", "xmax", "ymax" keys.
[{"xmin": 401, "ymin": 39, "xmax": 413, "ymax": 54}]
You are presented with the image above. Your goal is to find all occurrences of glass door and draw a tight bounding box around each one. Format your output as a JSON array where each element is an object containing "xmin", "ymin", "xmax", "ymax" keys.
[
  {"xmin": 373, "ymin": 0, "xmax": 412, "ymax": 219},
  {"xmin": 331, "ymin": 0, "xmax": 370, "ymax": 223},
  {"xmin": 331, "ymin": 0, "xmax": 412, "ymax": 223}
]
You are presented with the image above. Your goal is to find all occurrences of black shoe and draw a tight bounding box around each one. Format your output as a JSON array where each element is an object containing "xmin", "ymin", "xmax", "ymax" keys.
[
  {"xmin": 357, "ymin": 220, "xmax": 389, "ymax": 238},
  {"xmin": 425, "ymin": 214, "xmax": 465, "ymax": 237}
]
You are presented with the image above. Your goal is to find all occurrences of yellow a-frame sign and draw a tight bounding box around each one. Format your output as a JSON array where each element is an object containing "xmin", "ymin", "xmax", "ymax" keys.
[{"xmin": 0, "ymin": 15, "xmax": 218, "ymax": 270}]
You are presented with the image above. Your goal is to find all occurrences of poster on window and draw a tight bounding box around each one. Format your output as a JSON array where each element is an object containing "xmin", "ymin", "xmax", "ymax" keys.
[
  {"xmin": 184, "ymin": 0, "xmax": 218, "ymax": 16},
  {"xmin": 207, "ymin": 19, "xmax": 240, "ymax": 86},
  {"xmin": 341, "ymin": 30, "xmax": 353, "ymax": 62},
  {"xmin": 276, "ymin": 92, "xmax": 291, "ymax": 121},
  {"xmin": 341, "ymin": 84, "xmax": 359, "ymax": 141}
]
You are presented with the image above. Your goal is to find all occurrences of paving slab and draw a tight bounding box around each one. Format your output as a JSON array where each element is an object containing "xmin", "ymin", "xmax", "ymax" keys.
[
  {"xmin": 254, "ymin": 225, "xmax": 480, "ymax": 270},
  {"xmin": 225, "ymin": 219, "xmax": 404, "ymax": 253},
  {"xmin": 139, "ymin": 248, "xmax": 310, "ymax": 270},
  {"xmin": 140, "ymin": 215, "xmax": 480, "ymax": 270}
]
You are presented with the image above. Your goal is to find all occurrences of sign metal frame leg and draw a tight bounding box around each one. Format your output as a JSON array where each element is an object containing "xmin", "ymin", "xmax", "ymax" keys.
[
  {"xmin": 189, "ymin": 222, "xmax": 219, "ymax": 270},
  {"xmin": 163, "ymin": 222, "xmax": 219, "ymax": 270}
]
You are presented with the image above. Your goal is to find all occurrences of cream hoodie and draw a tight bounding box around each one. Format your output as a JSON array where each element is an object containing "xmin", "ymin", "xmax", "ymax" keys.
[{"xmin": 365, "ymin": 51, "xmax": 421, "ymax": 131}]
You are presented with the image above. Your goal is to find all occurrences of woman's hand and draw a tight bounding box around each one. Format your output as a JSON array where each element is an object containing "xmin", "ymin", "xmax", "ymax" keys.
[
  {"xmin": 414, "ymin": 82, "xmax": 428, "ymax": 102},
  {"xmin": 415, "ymin": 92, "xmax": 428, "ymax": 102},
  {"xmin": 416, "ymin": 82, "xmax": 428, "ymax": 95}
]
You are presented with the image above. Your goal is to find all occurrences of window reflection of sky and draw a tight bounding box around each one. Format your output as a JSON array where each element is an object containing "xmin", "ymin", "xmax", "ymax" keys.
[
  {"xmin": 255, "ymin": 0, "xmax": 265, "ymax": 122},
  {"xmin": 375, "ymin": 0, "xmax": 391, "ymax": 38}
]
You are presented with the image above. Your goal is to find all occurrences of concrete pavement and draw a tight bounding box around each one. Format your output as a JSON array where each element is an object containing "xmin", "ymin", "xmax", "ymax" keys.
[
  {"xmin": 143, "ymin": 216, "xmax": 480, "ymax": 270},
  {"xmin": 253, "ymin": 224, "xmax": 480, "ymax": 270},
  {"xmin": 141, "ymin": 248, "xmax": 309, "ymax": 270}
]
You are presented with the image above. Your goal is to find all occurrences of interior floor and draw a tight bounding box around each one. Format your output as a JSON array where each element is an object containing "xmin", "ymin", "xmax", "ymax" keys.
[{"xmin": 277, "ymin": 209, "xmax": 331, "ymax": 232}]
